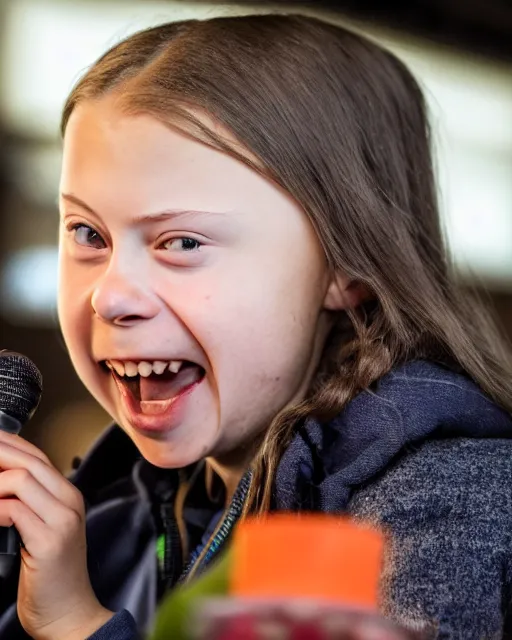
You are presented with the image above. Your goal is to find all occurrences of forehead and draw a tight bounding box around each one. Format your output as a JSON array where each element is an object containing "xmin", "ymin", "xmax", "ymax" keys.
[
  {"xmin": 60, "ymin": 98, "xmax": 304, "ymax": 229},
  {"xmin": 63, "ymin": 101, "xmax": 254, "ymax": 205},
  {"xmin": 62, "ymin": 100, "xmax": 232, "ymax": 181}
]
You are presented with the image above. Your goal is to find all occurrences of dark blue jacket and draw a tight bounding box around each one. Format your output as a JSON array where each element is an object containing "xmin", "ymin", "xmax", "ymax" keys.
[{"xmin": 1, "ymin": 361, "xmax": 512, "ymax": 639}]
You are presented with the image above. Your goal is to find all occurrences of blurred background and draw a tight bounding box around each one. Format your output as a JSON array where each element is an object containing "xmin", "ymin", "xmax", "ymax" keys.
[{"xmin": 0, "ymin": 0, "xmax": 511, "ymax": 471}]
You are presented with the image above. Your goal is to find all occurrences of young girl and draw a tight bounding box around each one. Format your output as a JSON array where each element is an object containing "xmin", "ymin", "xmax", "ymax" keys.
[{"xmin": 1, "ymin": 13, "xmax": 511, "ymax": 640}]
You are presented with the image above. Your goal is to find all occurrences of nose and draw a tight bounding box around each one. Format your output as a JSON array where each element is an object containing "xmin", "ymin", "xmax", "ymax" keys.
[{"xmin": 91, "ymin": 261, "xmax": 160, "ymax": 327}]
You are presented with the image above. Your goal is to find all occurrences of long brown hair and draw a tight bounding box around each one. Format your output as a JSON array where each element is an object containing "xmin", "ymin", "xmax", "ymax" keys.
[{"xmin": 61, "ymin": 14, "xmax": 512, "ymax": 512}]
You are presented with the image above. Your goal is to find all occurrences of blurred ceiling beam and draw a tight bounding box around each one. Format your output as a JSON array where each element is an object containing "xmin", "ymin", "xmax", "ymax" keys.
[{"xmin": 186, "ymin": 0, "xmax": 512, "ymax": 61}]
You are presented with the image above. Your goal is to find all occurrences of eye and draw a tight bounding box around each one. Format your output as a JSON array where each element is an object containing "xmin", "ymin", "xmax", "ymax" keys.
[
  {"xmin": 161, "ymin": 237, "xmax": 202, "ymax": 252},
  {"xmin": 70, "ymin": 224, "xmax": 106, "ymax": 249}
]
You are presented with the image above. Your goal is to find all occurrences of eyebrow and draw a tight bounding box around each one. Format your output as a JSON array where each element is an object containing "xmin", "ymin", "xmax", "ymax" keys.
[{"xmin": 60, "ymin": 193, "xmax": 230, "ymax": 223}]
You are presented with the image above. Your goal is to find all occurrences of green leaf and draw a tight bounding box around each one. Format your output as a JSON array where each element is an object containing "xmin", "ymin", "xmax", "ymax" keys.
[{"xmin": 149, "ymin": 551, "xmax": 232, "ymax": 640}]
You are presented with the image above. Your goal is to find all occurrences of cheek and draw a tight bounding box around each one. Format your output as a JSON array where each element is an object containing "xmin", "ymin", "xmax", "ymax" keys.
[
  {"xmin": 57, "ymin": 257, "xmax": 93, "ymax": 369},
  {"xmin": 58, "ymin": 260, "xmax": 78, "ymax": 334},
  {"xmin": 176, "ymin": 270, "xmax": 322, "ymax": 387}
]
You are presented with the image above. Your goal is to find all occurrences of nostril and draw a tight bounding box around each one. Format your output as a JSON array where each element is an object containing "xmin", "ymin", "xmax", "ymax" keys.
[{"xmin": 113, "ymin": 314, "xmax": 145, "ymax": 326}]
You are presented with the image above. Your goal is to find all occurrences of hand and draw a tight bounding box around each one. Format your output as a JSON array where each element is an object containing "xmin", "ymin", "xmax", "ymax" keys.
[{"xmin": 0, "ymin": 430, "xmax": 114, "ymax": 640}]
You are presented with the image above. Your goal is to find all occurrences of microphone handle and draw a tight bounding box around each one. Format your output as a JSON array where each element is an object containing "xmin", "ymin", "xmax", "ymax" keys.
[
  {"xmin": 0, "ymin": 412, "xmax": 23, "ymax": 575},
  {"xmin": 0, "ymin": 522, "xmax": 20, "ymax": 580},
  {"xmin": 0, "ymin": 528, "xmax": 20, "ymax": 555},
  {"xmin": 0, "ymin": 410, "xmax": 22, "ymax": 434}
]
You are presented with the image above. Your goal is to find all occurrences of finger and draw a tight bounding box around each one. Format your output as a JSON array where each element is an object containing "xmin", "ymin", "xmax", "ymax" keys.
[
  {"xmin": 0, "ymin": 468, "xmax": 82, "ymax": 528},
  {"xmin": 0, "ymin": 430, "xmax": 52, "ymax": 467},
  {"xmin": 0, "ymin": 477, "xmax": 85, "ymax": 562},
  {"xmin": 0, "ymin": 498, "xmax": 46, "ymax": 549},
  {"xmin": 0, "ymin": 499, "xmax": 73, "ymax": 561},
  {"xmin": 0, "ymin": 441, "xmax": 83, "ymax": 514}
]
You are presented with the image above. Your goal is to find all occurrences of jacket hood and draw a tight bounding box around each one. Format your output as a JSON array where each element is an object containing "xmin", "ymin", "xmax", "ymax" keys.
[{"xmin": 274, "ymin": 360, "xmax": 512, "ymax": 511}]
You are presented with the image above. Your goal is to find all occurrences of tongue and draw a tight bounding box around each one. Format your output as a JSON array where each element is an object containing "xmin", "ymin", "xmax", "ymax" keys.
[{"xmin": 139, "ymin": 366, "xmax": 202, "ymax": 402}]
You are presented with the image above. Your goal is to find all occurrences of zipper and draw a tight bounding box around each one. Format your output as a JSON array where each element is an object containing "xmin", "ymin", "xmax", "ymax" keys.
[
  {"xmin": 157, "ymin": 466, "xmax": 199, "ymax": 593},
  {"xmin": 159, "ymin": 501, "xmax": 182, "ymax": 591},
  {"xmin": 179, "ymin": 470, "xmax": 252, "ymax": 583}
]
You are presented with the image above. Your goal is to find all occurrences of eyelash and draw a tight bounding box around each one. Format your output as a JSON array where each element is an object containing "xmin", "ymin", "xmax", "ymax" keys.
[{"xmin": 67, "ymin": 223, "xmax": 203, "ymax": 253}]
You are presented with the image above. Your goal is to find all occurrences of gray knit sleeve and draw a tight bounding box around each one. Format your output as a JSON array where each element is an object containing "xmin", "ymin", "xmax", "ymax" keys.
[{"xmin": 349, "ymin": 438, "xmax": 512, "ymax": 639}]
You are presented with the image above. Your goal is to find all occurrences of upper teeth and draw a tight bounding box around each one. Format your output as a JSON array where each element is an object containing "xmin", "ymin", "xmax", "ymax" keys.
[{"xmin": 106, "ymin": 360, "xmax": 183, "ymax": 377}]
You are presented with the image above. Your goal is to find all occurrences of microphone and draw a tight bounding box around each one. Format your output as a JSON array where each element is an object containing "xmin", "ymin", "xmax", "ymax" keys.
[
  {"xmin": 0, "ymin": 350, "xmax": 43, "ymax": 435},
  {"xmin": 0, "ymin": 350, "xmax": 43, "ymax": 560}
]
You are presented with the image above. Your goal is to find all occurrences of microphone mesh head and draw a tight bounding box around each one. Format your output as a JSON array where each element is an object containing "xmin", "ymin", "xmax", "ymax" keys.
[{"xmin": 0, "ymin": 351, "xmax": 43, "ymax": 426}]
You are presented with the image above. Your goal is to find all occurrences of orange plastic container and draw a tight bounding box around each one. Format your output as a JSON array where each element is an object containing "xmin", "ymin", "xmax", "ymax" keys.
[{"xmin": 230, "ymin": 514, "xmax": 383, "ymax": 609}]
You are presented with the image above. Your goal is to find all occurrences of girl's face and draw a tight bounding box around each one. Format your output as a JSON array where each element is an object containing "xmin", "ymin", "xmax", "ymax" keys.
[{"xmin": 58, "ymin": 97, "xmax": 341, "ymax": 469}]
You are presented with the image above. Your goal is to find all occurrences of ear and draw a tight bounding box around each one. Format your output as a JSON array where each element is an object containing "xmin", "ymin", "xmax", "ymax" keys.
[{"xmin": 323, "ymin": 273, "xmax": 372, "ymax": 311}]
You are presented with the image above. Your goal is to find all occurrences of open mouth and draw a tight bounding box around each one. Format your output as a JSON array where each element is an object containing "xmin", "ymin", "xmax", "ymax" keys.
[{"xmin": 101, "ymin": 359, "xmax": 205, "ymax": 410}]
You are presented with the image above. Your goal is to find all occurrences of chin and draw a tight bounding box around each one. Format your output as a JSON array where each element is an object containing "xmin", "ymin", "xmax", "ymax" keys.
[{"xmin": 131, "ymin": 434, "xmax": 211, "ymax": 469}]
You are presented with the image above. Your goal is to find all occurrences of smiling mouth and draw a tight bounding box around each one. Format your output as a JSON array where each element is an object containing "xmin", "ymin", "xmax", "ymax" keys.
[{"xmin": 101, "ymin": 360, "xmax": 205, "ymax": 411}]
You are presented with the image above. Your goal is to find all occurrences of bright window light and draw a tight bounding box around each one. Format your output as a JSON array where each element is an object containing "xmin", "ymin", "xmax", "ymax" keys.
[
  {"xmin": 1, "ymin": 246, "xmax": 59, "ymax": 325},
  {"xmin": 383, "ymin": 38, "xmax": 512, "ymax": 283}
]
